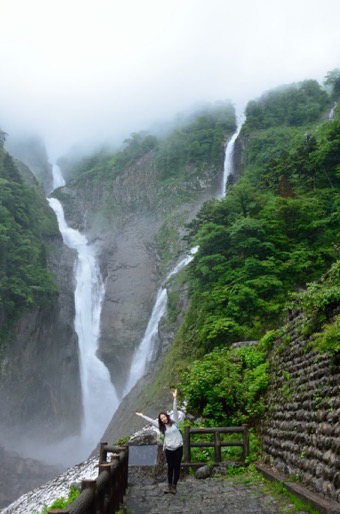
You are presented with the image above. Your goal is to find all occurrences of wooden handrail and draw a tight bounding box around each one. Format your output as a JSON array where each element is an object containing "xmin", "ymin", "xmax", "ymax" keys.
[
  {"xmin": 183, "ymin": 424, "xmax": 249, "ymax": 466},
  {"xmin": 48, "ymin": 443, "xmax": 128, "ymax": 514},
  {"xmin": 47, "ymin": 427, "xmax": 248, "ymax": 512}
]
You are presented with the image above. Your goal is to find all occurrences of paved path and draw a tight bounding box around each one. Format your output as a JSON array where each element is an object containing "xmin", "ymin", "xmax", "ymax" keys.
[{"xmin": 124, "ymin": 469, "xmax": 310, "ymax": 514}]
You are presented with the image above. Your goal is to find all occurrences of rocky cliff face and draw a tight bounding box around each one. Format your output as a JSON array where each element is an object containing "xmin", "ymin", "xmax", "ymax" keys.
[
  {"xmin": 0, "ymin": 234, "xmax": 82, "ymax": 447},
  {"xmin": 57, "ymin": 149, "xmax": 223, "ymax": 396},
  {"xmin": 5, "ymin": 135, "xmax": 54, "ymax": 193},
  {"xmin": 0, "ymin": 146, "xmax": 82, "ymax": 463},
  {"xmin": 0, "ymin": 128, "xmax": 225, "ymax": 509}
]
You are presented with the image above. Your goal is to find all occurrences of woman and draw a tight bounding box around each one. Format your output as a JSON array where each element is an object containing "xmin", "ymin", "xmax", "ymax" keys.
[{"xmin": 135, "ymin": 389, "xmax": 183, "ymax": 494}]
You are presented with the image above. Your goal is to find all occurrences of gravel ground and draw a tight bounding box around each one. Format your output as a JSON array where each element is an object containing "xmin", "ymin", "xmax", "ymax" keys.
[{"xmin": 123, "ymin": 468, "xmax": 311, "ymax": 514}]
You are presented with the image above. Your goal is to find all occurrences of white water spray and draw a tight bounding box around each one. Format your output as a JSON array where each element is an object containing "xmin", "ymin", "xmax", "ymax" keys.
[{"xmin": 48, "ymin": 167, "xmax": 119, "ymax": 455}]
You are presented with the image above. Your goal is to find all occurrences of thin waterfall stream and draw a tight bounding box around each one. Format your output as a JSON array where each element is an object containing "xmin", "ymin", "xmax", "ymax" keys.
[
  {"xmin": 125, "ymin": 108, "xmax": 245, "ymax": 395},
  {"xmin": 219, "ymin": 110, "xmax": 246, "ymax": 198},
  {"xmin": 123, "ymin": 247, "xmax": 198, "ymax": 395},
  {"xmin": 48, "ymin": 165, "xmax": 119, "ymax": 462}
]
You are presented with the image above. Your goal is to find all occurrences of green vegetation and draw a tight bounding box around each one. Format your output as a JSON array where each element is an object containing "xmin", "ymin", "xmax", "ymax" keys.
[
  {"xmin": 156, "ymin": 102, "xmax": 235, "ymax": 179},
  {"xmin": 39, "ymin": 486, "xmax": 80, "ymax": 514},
  {"xmin": 181, "ymin": 344, "xmax": 269, "ymax": 425},
  {"xmin": 245, "ymin": 79, "xmax": 329, "ymax": 130},
  {"xmin": 2, "ymin": 73, "xmax": 339, "ymax": 443},
  {"xmin": 162, "ymin": 75, "xmax": 340, "ymax": 429},
  {"xmin": 290, "ymin": 260, "xmax": 340, "ymax": 358},
  {"xmin": 236, "ymin": 466, "xmax": 321, "ymax": 514},
  {"xmin": 68, "ymin": 101, "xmax": 235, "ymax": 187},
  {"xmin": 324, "ymin": 68, "xmax": 340, "ymax": 100},
  {"xmin": 0, "ymin": 132, "xmax": 59, "ymax": 342}
]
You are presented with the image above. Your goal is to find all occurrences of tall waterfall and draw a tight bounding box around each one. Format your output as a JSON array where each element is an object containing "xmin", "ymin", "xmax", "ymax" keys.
[
  {"xmin": 125, "ymin": 108, "xmax": 245, "ymax": 394},
  {"xmin": 124, "ymin": 247, "xmax": 198, "ymax": 394},
  {"xmin": 328, "ymin": 101, "xmax": 337, "ymax": 120},
  {"xmin": 48, "ymin": 166, "xmax": 119, "ymax": 458},
  {"xmin": 219, "ymin": 110, "xmax": 245, "ymax": 198}
]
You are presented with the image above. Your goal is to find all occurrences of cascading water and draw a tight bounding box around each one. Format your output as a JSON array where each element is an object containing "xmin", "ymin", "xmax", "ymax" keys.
[
  {"xmin": 125, "ymin": 107, "xmax": 246, "ymax": 395},
  {"xmin": 328, "ymin": 101, "xmax": 337, "ymax": 120},
  {"xmin": 124, "ymin": 247, "xmax": 198, "ymax": 394},
  {"xmin": 48, "ymin": 165, "xmax": 119, "ymax": 458},
  {"xmin": 51, "ymin": 163, "xmax": 66, "ymax": 189},
  {"xmin": 219, "ymin": 110, "xmax": 246, "ymax": 198}
]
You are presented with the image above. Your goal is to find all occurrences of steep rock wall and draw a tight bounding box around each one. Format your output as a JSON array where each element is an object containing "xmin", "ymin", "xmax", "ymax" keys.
[
  {"xmin": 57, "ymin": 149, "xmax": 223, "ymax": 394},
  {"xmin": 0, "ymin": 234, "xmax": 82, "ymax": 445},
  {"xmin": 261, "ymin": 308, "xmax": 340, "ymax": 504},
  {"xmin": 0, "ymin": 143, "xmax": 82, "ymax": 447}
]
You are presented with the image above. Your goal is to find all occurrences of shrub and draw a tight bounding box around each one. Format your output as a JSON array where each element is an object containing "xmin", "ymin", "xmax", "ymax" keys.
[{"xmin": 180, "ymin": 345, "xmax": 269, "ymax": 426}]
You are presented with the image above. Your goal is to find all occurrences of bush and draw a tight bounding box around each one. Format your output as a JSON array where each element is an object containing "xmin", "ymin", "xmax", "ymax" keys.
[{"xmin": 180, "ymin": 345, "xmax": 269, "ymax": 426}]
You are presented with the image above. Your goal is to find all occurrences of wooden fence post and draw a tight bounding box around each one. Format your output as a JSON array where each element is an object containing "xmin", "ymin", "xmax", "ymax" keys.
[
  {"xmin": 99, "ymin": 441, "xmax": 108, "ymax": 464},
  {"xmin": 184, "ymin": 425, "xmax": 191, "ymax": 464},
  {"xmin": 241, "ymin": 424, "xmax": 249, "ymax": 463},
  {"xmin": 214, "ymin": 430, "xmax": 221, "ymax": 463},
  {"xmin": 81, "ymin": 480, "xmax": 96, "ymax": 514}
]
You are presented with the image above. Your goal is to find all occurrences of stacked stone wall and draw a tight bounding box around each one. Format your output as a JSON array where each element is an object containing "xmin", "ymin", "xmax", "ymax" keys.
[{"xmin": 261, "ymin": 309, "xmax": 340, "ymax": 503}]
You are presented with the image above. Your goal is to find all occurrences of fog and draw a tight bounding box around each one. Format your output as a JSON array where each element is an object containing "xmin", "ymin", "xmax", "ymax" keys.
[{"xmin": 1, "ymin": 0, "xmax": 339, "ymax": 160}]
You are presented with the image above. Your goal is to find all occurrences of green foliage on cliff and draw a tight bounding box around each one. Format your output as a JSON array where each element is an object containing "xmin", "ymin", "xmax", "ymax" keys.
[
  {"xmin": 245, "ymin": 80, "xmax": 330, "ymax": 130},
  {"xmin": 171, "ymin": 75, "xmax": 340, "ymax": 425},
  {"xmin": 156, "ymin": 102, "xmax": 235, "ymax": 180},
  {"xmin": 181, "ymin": 344, "xmax": 269, "ymax": 425},
  {"xmin": 324, "ymin": 68, "xmax": 340, "ymax": 100},
  {"xmin": 290, "ymin": 259, "xmax": 340, "ymax": 358},
  {"xmin": 69, "ymin": 101, "xmax": 235, "ymax": 186},
  {"xmin": 0, "ymin": 136, "xmax": 59, "ymax": 333}
]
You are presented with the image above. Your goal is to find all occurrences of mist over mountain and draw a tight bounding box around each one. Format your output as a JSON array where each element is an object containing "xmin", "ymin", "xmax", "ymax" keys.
[
  {"xmin": 0, "ymin": 21, "xmax": 339, "ymax": 506},
  {"xmin": 1, "ymin": 0, "xmax": 339, "ymax": 159}
]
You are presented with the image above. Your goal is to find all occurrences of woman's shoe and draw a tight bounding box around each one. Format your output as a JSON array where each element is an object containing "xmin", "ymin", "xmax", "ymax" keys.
[
  {"xmin": 170, "ymin": 485, "xmax": 177, "ymax": 494},
  {"xmin": 164, "ymin": 484, "xmax": 172, "ymax": 494}
]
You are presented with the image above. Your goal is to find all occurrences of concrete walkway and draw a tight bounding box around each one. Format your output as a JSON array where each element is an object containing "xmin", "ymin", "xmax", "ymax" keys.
[{"xmin": 123, "ymin": 468, "xmax": 311, "ymax": 514}]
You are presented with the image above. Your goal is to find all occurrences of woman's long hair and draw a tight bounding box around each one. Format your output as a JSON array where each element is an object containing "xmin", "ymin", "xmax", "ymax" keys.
[{"xmin": 158, "ymin": 411, "xmax": 172, "ymax": 433}]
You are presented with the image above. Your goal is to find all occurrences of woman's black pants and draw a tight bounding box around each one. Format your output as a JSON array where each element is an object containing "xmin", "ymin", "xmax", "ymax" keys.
[{"xmin": 165, "ymin": 446, "xmax": 183, "ymax": 485}]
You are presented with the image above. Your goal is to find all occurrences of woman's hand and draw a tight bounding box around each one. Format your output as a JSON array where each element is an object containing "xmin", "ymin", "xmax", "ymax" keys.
[
  {"xmin": 172, "ymin": 389, "xmax": 177, "ymax": 399},
  {"xmin": 135, "ymin": 412, "xmax": 143, "ymax": 417}
]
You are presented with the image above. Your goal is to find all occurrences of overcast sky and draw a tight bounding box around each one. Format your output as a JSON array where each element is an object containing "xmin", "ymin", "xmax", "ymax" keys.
[{"xmin": 1, "ymin": 0, "xmax": 339, "ymax": 160}]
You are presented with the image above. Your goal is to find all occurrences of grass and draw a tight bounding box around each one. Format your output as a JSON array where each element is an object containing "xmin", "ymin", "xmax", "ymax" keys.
[{"xmin": 230, "ymin": 465, "xmax": 320, "ymax": 514}]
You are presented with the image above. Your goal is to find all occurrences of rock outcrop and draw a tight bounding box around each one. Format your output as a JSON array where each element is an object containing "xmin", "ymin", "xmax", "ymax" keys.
[{"xmin": 56, "ymin": 148, "xmax": 223, "ymax": 394}]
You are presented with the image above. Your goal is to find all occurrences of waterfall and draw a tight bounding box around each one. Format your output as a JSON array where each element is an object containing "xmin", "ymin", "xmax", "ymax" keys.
[
  {"xmin": 124, "ymin": 246, "xmax": 199, "ymax": 394},
  {"xmin": 52, "ymin": 163, "xmax": 65, "ymax": 189},
  {"xmin": 124, "ymin": 108, "xmax": 246, "ymax": 395},
  {"xmin": 328, "ymin": 101, "xmax": 337, "ymax": 120},
  {"xmin": 48, "ymin": 166, "xmax": 119, "ymax": 457},
  {"xmin": 219, "ymin": 110, "xmax": 246, "ymax": 198}
]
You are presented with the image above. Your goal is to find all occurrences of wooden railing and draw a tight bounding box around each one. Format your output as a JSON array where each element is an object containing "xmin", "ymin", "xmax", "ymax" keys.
[
  {"xmin": 182, "ymin": 425, "xmax": 249, "ymax": 467},
  {"xmin": 48, "ymin": 443, "xmax": 128, "ymax": 514}
]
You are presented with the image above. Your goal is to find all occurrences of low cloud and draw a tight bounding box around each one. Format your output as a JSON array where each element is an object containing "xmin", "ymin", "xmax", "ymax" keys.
[{"xmin": 0, "ymin": 0, "xmax": 339, "ymax": 160}]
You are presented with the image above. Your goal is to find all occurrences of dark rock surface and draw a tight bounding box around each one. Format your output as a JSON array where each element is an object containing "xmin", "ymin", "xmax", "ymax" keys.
[
  {"xmin": 0, "ymin": 446, "xmax": 64, "ymax": 511},
  {"xmin": 261, "ymin": 308, "xmax": 340, "ymax": 504},
  {"xmin": 0, "ymin": 234, "xmax": 82, "ymax": 443}
]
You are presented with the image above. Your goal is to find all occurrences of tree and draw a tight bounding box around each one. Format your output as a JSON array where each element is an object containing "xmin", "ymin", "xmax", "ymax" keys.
[
  {"xmin": 0, "ymin": 129, "xmax": 7, "ymax": 148},
  {"xmin": 324, "ymin": 68, "xmax": 340, "ymax": 99}
]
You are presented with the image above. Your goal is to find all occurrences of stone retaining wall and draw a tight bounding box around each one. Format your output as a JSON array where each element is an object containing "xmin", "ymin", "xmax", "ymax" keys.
[{"xmin": 261, "ymin": 309, "xmax": 340, "ymax": 504}]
